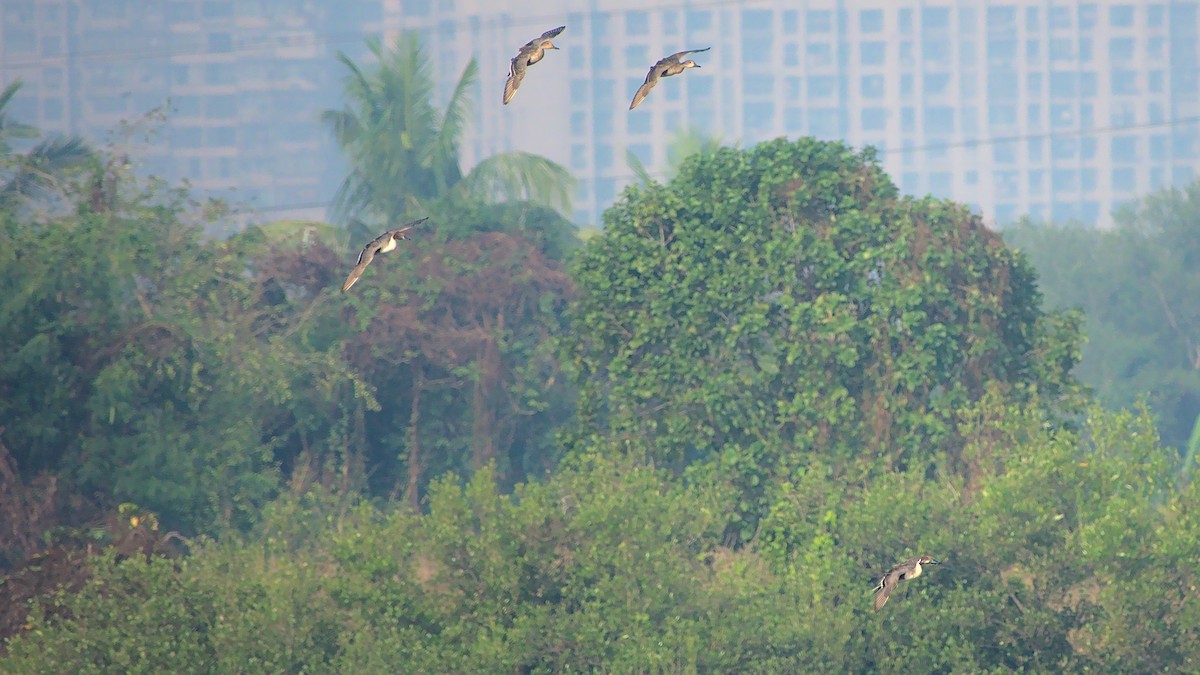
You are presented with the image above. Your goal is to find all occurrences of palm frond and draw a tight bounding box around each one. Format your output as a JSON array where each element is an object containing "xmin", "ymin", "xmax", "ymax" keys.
[{"xmin": 460, "ymin": 151, "xmax": 575, "ymax": 216}]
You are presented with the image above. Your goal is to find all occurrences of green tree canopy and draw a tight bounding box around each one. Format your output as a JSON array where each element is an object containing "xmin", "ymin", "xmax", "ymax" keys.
[
  {"xmin": 1004, "ymin": 179, "xmax": 1200, "ymax": 453},
  {"xmin": 566, "ymin": 137, "xmax": 1082, "ymax": 539}
]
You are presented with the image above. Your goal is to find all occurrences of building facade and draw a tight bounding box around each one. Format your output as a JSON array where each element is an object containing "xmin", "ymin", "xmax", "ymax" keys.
[{"xmin": 3, "ymin": 0, "xmax": 1198, "ymax": 229}]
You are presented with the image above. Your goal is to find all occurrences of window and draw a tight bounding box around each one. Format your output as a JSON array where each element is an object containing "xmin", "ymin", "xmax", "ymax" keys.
[
  {"xmin": 1025, "ymin": 7, "xmax": 1040, "ymax": 29},
  {"xmin": 571, "ymin": 112, "xmax": 587, "ymax": 136},
  {"xmin": 687, "ymin": 76, "xmax": 713, "ymax": 98},
  {"xmin": 1026, "ymin": 39, "xmax": 1040, "ymax": 59},
  {"xmin": 807, "ymin": 43, "xmax": 833, "ymax": 67},
  {"xmin": 1148, "ymin": 38, "xmax": 1165, "ymax": 58},
  {"xmin": 742, "ymin": 9, "xmax": 772, "ymax": 32},
  {"xmin": 663, "ymin": 10, "xmax": 678, "ymax": 34},
  {"xmin": 1149, "ymin": 71, "xmax": 1164, "ymax": 93},
  {"xmin": 929, "ymin": 172, "xmax": 952, "ymax": 198},
  {"xmin": 743, "ymin": 39, "xmax": 771, "ymax": 64},
  {"xmin": 993, "ymin": 143, "xmax": 1017, "ymax": 163},
  {"xmin": 1050, "ymin": 71, "xmax": 1076, "ymax": 97},
  {"xmin": 989, "ymin": 72, "xmax": 1018, "ymax": 100},
  {"xmin": 860, "ymin": 41, "xmax": 885, "ymax": 66},
  {"xmin": 784, "ymin": 44, "xmax": 799, "ymax": 67},
  {"xmin": 595, "ymin": 108, "xmax": 614, "ymax": 135},
  {"xmin": 1027, "ymin": 73, "xmax": 1042, "ymax": 95},
  {"xmin": 1112, "ymin": 71, "xmax": 1137, "ymax": 95},
  {"xmin": 961, "ymin": 74, "xmax": 977, "ymax": 98},
  {"xmin": 861, "ymin": 74, "xmax": 884, "ymax": 98},
  {"xmin": 745, "ymin": 75, "xmax": 773, "ymax": 97},
  {"xmin": 809, "ymin": 108, "xmax": 840, "ymax": 138},
  {"xmin": 1111, "ymin": 136, "xmax": 1138, "ymax": 162},
  {"xmin": 989, "ymin": 38, "xmax": 1017, "ymax": 63},
  {"xmin": 626, "ymin": 11, "xmax": 648, "ymax": 35},
  {"xmin": 959, "ymin": 7, "xmax": 977, "ymax": 32},
  {"xmin": 808, "ymin": 75, "xmax": 837, "ymax": 98},
  {"xmin": 207, "ymin": 126, "xmax": 236, "ymax": 145},
  {"xmin": 1081, "ymin": 201, "xmax": 1101, "ymax": 224},
  {"xmin": 784, "ymin": 107, "xmax": 804, "ymax": 131},
  {"xmin": 571, "ymin": 144, "xmax": 587, "ymax": 170},
  {"xmin": 624, "ymin": 44, "xmax": 647, "ymax": 68},
  {"xmin": 1081, "ymin": 169, "xmax": 1097, "ymax": 192},
  {"xmin": 899, "ymin": 8, "xmax": 912, "ymax": 32},
  {"xmin": 570, "ymin": 79, "xmax": 588, "ymax": 101},
  {"xmin": 988, "ymin": 6, "xmax": 1017, "ymax": 30},
  {"xmin": 628, "ymin": 143, "xmax": 652, "ymax": 168},
  {"xmin": 595, "ymin": 178, "xmax": 616, "ymax": 204},
  {"xmin": 807, "ymin": 10, "xmax": 833, "ymax": 32},
  {"xmin": 1112, "ymin": 168, "xmax": 1135, "ymax": 191},
  {"xmin": 926, "ymin": 73, "xmax": 951, "ymax": 94},
  {"xmin": 1148, "ymin": 4, "xmax": 1165, "ymax": 27},
  {"xmin": 1052, "ymin": 169, "xmax": 1078, "ymax": 192},
  {"xmin": 1052, "ymin": 138, "xmax": 1077, "ymax": 159},
  {"xmin": 42, "ymin": 98, "xmax": 63, "ymax": 121},
  {"xmin": 785, "ymin": 76, "xmax": 801, "ymax": 100},
  {"xmin": 782, "ymin": 11, "xmax": 798, "ymax": 32},
  {"xmin": 207, "ymin": 32, "xmax": 231, "ymax": 52},
  {"xmin": 1150, "ymin": 134, "xmax": 1168, "ymax": 160},
  {"xmin": 989, "ymin": 104, "xmax": 1017, "ymax": 127},
  {"xmin": 1029, "ymin": 169, "xmax": 1045, "ymax": 193},
  {"xmin": 921, "ymin": 105, "xmax": 950, "ymax": 132},
  {"xmin": 743, "ymin": 101, "xmax": 775, "ymax": 134},
  {"xmin": 862, "ymin": 107, "xmax": 887, "ymax": 130},
  {"xmin": 1079, "ymin": 4, "xmax": 1098, "ymax": 28},
  {"xmin": 1080, "ymin": 72, "xmax": 1097, "ymax": 96},
  {"xmin": 861, "ymin": 9, "xmax": 883, "ymax": 32},
  {"xmin": 1050, "ymin": 7, "xmax": 1071, "ymax": 29},
  {"xmin": 1051, "ymin": 104, "xmax": 1074, "ymax": 127},
  {"xmin": 901, "ymin": 107, "xmax": 915, "ymax": 132},
  {"xmin": 628, "ymin": 111, "xmax": 650, "ymax": 134},
  {"xmin": 922, "ymin": 7, "xmax": 950, "ymax": 30},
  {"xmin": 1050, "ymin": 39, "xmax": 1073, "ymax": 60},
  {"xmin": 1109, "ymin": 37, "xmax": 1134, "ymax": 61},
  {"xmin": 1110, "ymin": 5, "xmax": 1134, "ymax": 27},
  {"xmin": 595, "ymin": 144, "xmax": 613, "ymax": 170},
  {"xmin": 686, "ymin": 10, "xmax": 711, "ymax": 31},
  {"xmin": 1027, "ymin": 104, "xmax": 1041, "ymax": 127},
  {"xmin": 901, "ymin": 74, "xmax": 913, "ymax": 96},
  {"xmin": 207, "ymin": 95, "xmax": 236, "ymax": 118},
  {"xmin": 171, "ymin": 126, "xmax": 203, "ymax": 148},
  {"xmin": 593, "ymin": 46, "xmax": 611, "ymax": 69}
]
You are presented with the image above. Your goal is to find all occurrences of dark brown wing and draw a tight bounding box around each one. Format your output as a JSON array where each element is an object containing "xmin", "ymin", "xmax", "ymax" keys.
[
  {"xmin": 536, "ymin": 25, "xmax": 566, "ymax": 43},
  {"xmin": 873, "ymin": 572, "xmax": 897, "ymax": 612},
  {"xmin": 342, "ymin": 245, "xmax": 378, "ymax": 292},
  {"xmin": 629, "ymin": 65, "xmax": 662, "ymax": 110},
  {"xmin": 666, "ymin": 46, "xmax": 711, "ymax": 62},
  {"xmin": 503, "ymin": 54, "xmax": 528, "ymax": 105}
]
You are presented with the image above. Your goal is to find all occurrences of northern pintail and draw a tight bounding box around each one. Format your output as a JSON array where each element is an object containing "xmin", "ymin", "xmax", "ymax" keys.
[
  {"xmin": 629, "ymin": 48, "xmax": 710, "ymax": 110},
  {"xmin": 872, "ymin": 554, "xmax": 940, "ymax": 611},
  {"xmin": 341, "ymin": 217, "xmax": 428, "ymax": 292},
  {"xmin": 503, "ymin": 26, "xmax": 566, "ymax": 105}
]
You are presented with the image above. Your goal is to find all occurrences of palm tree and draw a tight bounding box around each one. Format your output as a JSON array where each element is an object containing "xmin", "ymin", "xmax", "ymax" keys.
[
  {"xmin": 625, "ymin": 126, "xmax": 729, "ymax": 186},
  {"xmin": 0, "ymin": 79, "xmax": 92, "ymax": 207},
  {"xmin": 322, "ymin": 34, "xmax": 574, "ymax": 229}
]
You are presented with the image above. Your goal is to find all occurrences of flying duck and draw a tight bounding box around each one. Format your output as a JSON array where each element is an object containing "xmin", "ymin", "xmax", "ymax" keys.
[
  {"xmin": 629, "ymin": 47, "xmax": 710, "ymax": 110},
  {"xmin": 340, "ymin": 217, "xmax": 427, "ymax": 293},
  {"xmin": 503, "ymin": 26, "xmax": 566, "ymax": 105},
  {"xmin": 872, "ymin": 554, "xmax": 940, "ymax": 611}
]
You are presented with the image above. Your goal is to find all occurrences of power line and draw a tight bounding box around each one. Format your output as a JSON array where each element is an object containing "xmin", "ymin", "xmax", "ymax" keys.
[
  {"xmin": 228, "ymin": 114, "xmax": 1200, "ymax": 218},
  {"xmin": 1, "ymin": 0, "xmax": 765, "ymax": 70}
]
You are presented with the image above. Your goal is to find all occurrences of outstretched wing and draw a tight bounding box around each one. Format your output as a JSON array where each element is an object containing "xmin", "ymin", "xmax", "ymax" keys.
[
  {"xmin": 390, "ymin": 216, "xmax": 429, "ymax": 236},
  {"xmin": 538, "ymin": 25, "xmax": 566, "ymax": 42},
  {"xmin": 629, "ymin": 66, "xmax": 661, "ymax": 110},
  {"xmin": 873, "ymin": 575, "xmax": 895, "ymax": 612},
  {"xmin": 341, "ymin": 245, "xmax": 377, "ymax": 293},
  {"xmin": 667, "ymin": 47, "xmax": 711, "ymax": 63},
  {"xmin": 503, "ymin": 55, "xmax": 527, "ymax": 105}
]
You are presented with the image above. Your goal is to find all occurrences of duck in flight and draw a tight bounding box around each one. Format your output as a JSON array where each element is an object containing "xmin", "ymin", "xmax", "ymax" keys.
[
  {"xmin": 340, "ymin": 217, "xmax": 428, "ymax": 293},
  {"xmin": 503, "ymin": 26, "xmax": 566, "ymax": 105},
  {"xmin": 629, "ymin": 47, "xmax": 710, "ymax": 110},
  {"xmin": 872, "ymin": 554, "xmax": 941, "ymax": 611}
]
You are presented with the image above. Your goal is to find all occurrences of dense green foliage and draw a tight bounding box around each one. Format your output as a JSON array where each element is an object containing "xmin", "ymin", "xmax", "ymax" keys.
[
  {"xmin": 566, "ymin": 138, "xmax": 1083, "ymax": 541},
  {"xmin": 1005, "ymin": 181, "xmax": 1200, "ymax": 453},
  {"xmin": 3, "ymin": 407, "xmax": 1197, "ymax": 672},
  {"xmin": 2, "ymin": 35, "xmax": 1197, "ymax": 672}
]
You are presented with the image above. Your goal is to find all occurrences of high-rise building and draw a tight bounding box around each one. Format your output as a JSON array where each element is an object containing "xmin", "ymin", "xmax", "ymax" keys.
[
  {"xmin": 0, "ymin": 0, "xmax": 382, "ymax": 223},
  {"xmin": 3, "ymin": 1, "xmax": 1197, "ymax": 229}
]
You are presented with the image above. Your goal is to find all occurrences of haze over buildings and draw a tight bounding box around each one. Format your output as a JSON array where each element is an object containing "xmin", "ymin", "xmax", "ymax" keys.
[{"xmin": 2, "ymin": 0, "xmax": 1197, "ymax": 229}]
